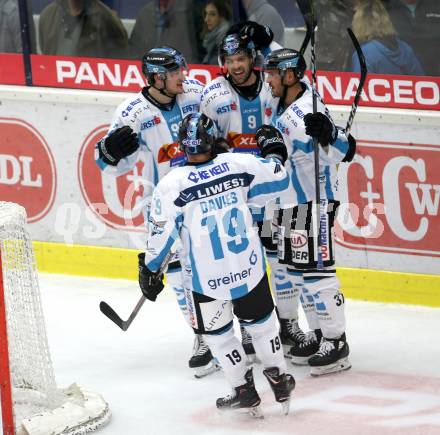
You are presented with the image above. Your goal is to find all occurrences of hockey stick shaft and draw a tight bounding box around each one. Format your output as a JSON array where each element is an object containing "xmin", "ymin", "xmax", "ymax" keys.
[
  {"xmin": 100, "ymin": 249, "xmax": 174, "ymax": 331},
  {"xmin": 345, "ymin": 28, "xmax": 367, "ymax": 134},
  {"xmin": 298, "ymin": 0, "xmax": 324, "ymax": 269}
]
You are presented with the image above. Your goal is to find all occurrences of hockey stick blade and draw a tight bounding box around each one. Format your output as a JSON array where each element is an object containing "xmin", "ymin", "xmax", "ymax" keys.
[
  {"xmin": 345, "ymin": 28, "xmax": 367, "ymax": 134},
  {"xmin": 99, "ymin": 300, "xmax": 128, "ymax": 331},
  {"xmin": 99, "ymin": 249, "xmax": 174, "ymax": 331}
]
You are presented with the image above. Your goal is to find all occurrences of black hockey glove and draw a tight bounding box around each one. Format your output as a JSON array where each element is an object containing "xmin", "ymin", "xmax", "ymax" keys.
[
  {"xmin": 227, "ymin": 21, "xmax": 274, "ymax": 50},
  {"xmin": 255, "ymin": 125, "xmax": 287, "ymax": 164},
  {"xmin": 304, "ymin": 113, "xmax": 338, "ymax": 147},
  {"xmin": 213, "ymin": 137, "xmax": 231, "ymax": 154},
  {"xmin": 138, "ymin": 253, "xmax": 164, "ymax": 302},
  {"xmin": 97, "ymin": 126, "xmax": 139, "ymax": 166},
  {"xmin": 342, "ymin": 133, "xmax": 356, "ymax": 163}
]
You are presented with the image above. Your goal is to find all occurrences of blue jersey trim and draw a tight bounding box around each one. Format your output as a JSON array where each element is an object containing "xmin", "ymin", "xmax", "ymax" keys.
[
  {"xmin": 188, "ymin": 233, "xmax": 204, "ymax": 295},
  {"xmin": 230, "ymin": 283, "xmax": 249, "ymax": 299},
  {"xmin": 324, "ymin": 166, "xmax": 334, "ymax": 200},
  {"xmin": 248, "ymin": 173, "xmax": 289, "ymax": 199},
  {"xmin": 146, "ymin": 213, "xmax": 183, "ymax": 272},
  {"xmin": 289, "ymin": 161, "xmax": 307, "ymax": 204},
  {"xmin": 333, "ymin": 136, "xmax": 349, "ymax": 155}
]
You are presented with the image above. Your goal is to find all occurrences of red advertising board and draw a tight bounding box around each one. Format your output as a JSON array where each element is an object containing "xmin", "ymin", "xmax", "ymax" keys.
[
  {"xmin": 337, "ymin": 140, "xmax": 440, "ymax": 257},
  {"xmin": 0, "ymin": 55, "xmax": 433, "ymax": 111},
  {"xmin": 0, "ymin": 54, "xmax": 25, "ymax": 85}
]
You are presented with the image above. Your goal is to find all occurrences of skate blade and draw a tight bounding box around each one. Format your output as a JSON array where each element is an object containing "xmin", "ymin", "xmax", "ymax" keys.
[
  {"xmin": 310, "ymin": 357, "xmax": 352, "ymax": 377},
  {"xmin": 245, "ymin": 354, "xmax": 261, "ymax": 365},
  {"xmin": 194, "ymin": 361, "xmax": 221, "ymax": 379},
  {"xmin": 281, "ymin": 399, "xmax": 291, "ymax": 416},
  {"xmin": 290, "ymin": 355, "xmax": 311, "ymax": 366},
  {"xmin": 248, "ymin": 406, "xmax": 264, "ymax": 419}
]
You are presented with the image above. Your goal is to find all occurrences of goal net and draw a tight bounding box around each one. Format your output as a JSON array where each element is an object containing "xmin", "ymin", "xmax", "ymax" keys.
[{"xmin": 0, "ymin": 202, "xmax": 110, "ymax": 435}]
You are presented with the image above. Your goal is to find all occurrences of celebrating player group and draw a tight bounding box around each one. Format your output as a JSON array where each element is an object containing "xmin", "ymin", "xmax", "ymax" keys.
[{"xmin": 96, "ymin": 11, "xmax": 362, "ymax": 417}]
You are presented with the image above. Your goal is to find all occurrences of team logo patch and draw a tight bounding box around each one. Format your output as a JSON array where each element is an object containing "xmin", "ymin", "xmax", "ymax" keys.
[{"xmin": 158, "ymin": 142, "xmax": 185, "ymax": 163}]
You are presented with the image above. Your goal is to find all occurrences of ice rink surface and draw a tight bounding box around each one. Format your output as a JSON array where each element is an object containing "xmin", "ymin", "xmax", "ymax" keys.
[{"xmin": 12, "ymin": 273, "xmax": 440, "ymax": 435}]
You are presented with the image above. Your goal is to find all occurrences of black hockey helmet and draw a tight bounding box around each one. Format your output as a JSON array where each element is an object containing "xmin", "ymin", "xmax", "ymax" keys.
[
  {"xmin": 264, "ymin": 48, "xmax": 306, "ymax": 79},
  {"xmin": 178, "ymin": 113, "xmax": 218, "ymax": 155},
  {"xmin": 218, "ymin": 33, "xmax": 256, "ymax": 67},
  {"xmin": 142, "ymin": 46, "xmax": 188, "ymax": 83}
]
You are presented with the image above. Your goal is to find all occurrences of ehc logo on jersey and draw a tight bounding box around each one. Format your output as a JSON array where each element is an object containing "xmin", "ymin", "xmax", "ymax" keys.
[
  {"xmin": 216, "ymin": 101, "xmax": 237, "ymax": 114},
  {"xmin": 158, "ymin": 143, "xmax": 186, "ymax": 166},
  {"xmin": 141, "ymin": 115, "xmax": 161, "ymax": 130}
]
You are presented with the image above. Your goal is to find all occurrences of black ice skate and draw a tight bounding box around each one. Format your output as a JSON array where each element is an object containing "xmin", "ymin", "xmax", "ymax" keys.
[
  {"xmin": 289, "ymin": 329, "xmax": 322, "ymax": 365},
  {"xmin": 216, "ymin": 368, "xmax": 263, "ymax": 418},
  {"xmin": 279, "ymin": 318, "xmax": 306, "ymax": 357},
  {"xmin": 189, "ymin": 334, "xmax": 221, "ymax": 379},
  {"xmin": 263, "ymin": 367, "xmax": 296, "ymax": 415},
  {"xmin": 240, "ymin": 325, "xmax": 259, "ymax": 364},
  {"xmin": 308, "ymin": 333, "xmax": 351, "ymax": 376}
]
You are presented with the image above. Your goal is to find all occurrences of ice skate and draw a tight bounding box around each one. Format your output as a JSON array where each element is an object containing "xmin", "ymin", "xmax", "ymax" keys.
[
  {"xmin": 289, "ymin": 329, "xmax": 322, "ymax": 365},
  {"xmin": 216, "ymin": 368, "xmax": 263, "ymax": 418},
  {"xmin": 279, "ymin": 318, "xmax": 306, "ymax": 357},
  {"xmin": 240, "ymin": 325, "xmax": 259, "ymax": 364},
  {"xmin": 189, "ymin": 334, "xmax": 221, "ymax": 379},
  {"xmin": 308, "ymin": 333, "xmax": 351, "ymax": 376},
  {"xmin": 263, "ymin": 367, "xmax": 295, "ymax": 415}
]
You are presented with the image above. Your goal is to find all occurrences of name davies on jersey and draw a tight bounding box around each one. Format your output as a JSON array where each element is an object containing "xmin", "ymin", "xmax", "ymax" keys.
[{"xmin": 174, "ymin": 173, "xmax": 254, "ymax": 207}]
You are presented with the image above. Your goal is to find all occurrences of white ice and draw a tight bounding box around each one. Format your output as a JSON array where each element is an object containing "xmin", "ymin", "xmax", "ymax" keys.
[{"xmin": 4, "ymin": 273, "xmax": 440, "ymax": 435}]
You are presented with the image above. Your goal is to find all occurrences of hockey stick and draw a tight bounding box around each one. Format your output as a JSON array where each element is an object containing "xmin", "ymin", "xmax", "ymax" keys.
[
  {"xmin": 99, "ymin": 249, "xmax": 174, "ymax": 331},
  {"xmin": 296, "ymin": 0, "xmax": 324, "ymax": 269},
  {"xmin": 345, "ymin": 28, "xmax": 367, "ymax": 135}
]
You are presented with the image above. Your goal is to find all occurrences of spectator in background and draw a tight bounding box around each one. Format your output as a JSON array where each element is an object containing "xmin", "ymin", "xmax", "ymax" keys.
[
  {"xmin": 130, "ymin": 0, "xmax": 200, "ymax": 63},
  {"xmin": 315, "ymin": 0, "xmax": 357, "ymax": 72},
  {"xmin": 39, "ymin": 0, "xmax": 129, "ymax": 58},
  {"xmin": 383, "ymin": 0, "xmax": 440, "ymax": 76},
  {"xmin": 242, "ymin": 0, "xmax": 284, "ymax": 45},
  {"xmin": 201, "ymin": 0, "xmax": 232, "ymax": 64},
  {"xmin": 0, "ymin": 0, "xmax": 36, "ymax": 53},
  {"xmin": 351, "ymin": 0, "xmax": 424, "ymax": 75}
]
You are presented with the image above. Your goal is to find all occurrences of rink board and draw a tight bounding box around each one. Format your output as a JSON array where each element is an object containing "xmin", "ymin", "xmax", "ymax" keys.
[
  {"xmin": 1, "ymin": 86, "xmax": 439, "ymax": 306},
  {"xmin": 33, "ymin": 241, "xmax": 440, "ymax": 308}
]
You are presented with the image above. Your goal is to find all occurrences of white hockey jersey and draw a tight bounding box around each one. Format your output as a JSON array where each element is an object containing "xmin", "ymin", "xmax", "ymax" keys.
[
  {"xmin": 200, "ymin": 73, "xmax": 278, "ymax": 155},
  {"xmin": 143, "ymin": 153, "xmax": 292, "ymax": 300},
  {"xmin": 95, "ymin": 79, "xmax": 204, "ymax": 190},
  {"xmin": 263, "ymin": 79, "xmax": 350, "ymax": 204}
]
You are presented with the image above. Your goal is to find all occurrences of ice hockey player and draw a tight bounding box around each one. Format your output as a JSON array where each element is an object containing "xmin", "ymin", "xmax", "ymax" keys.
[
  {"xmin": 263, "ymin": 48, "xmax": 356, "ymax": 376},
  {"xmin": 95, "ymin": 46, "xmax": 219, "ymax": 378},
  {"xmin": 201, "ymin": 22, "xmax": 310, "ymax": 362},
  {"xmin": 137, "ymin": 112, "xmax": 295, "ymax": 416}
]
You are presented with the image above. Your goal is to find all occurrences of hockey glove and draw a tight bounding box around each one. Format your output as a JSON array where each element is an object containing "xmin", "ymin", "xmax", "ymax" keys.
[
  {"xmin": 304, "ymin": 113, "xmax": 338, "ymax": 147},
  {"xmin": 138, "ymin": 253, "xmax": 164, "ymax": 302},
  {"xmin": 227, "ymin": 21, "xmax": 274, "ymax": 50},
  {"xmin": 213, "ymin": 137, "xmax": 231, "ymax": 154},
  {"xmin": 342, "ymin": 133, "xmax": 356, "ymax": 162},
  {"xmin": 255, "ymin": 125, "xmax": 287, "ymax": 164},
  {"xmin": 97, "ymin": 126, "xmax": 139, "ymax": 166}
]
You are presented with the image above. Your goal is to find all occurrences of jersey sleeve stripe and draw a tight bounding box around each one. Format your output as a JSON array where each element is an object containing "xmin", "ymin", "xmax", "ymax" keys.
[{"xmin": 247, "ymin": 174, "xmax": 289, "ymax": 199}]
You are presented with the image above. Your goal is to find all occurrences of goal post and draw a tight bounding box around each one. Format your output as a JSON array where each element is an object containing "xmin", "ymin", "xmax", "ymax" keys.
[{"xmin": 0, "ymin": 202, "xmax": 110, "ymax": 435}]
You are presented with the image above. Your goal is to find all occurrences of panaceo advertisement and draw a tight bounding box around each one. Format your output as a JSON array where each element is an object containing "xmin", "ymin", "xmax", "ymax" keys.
[{"xmin": 0, "ymin": 86, "xmax": 439, "ymax": 275}]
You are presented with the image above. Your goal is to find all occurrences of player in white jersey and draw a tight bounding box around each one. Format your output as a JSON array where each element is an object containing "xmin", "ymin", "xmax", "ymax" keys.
[
  {"xmin": 263, "ymin": 48, "xmax": 356, "ymax": 376},
  {"xmin": 200, "ymin": 25, "xmax": 311, "ymax": 361},
  {"xmin": 137, "ymin": 113, "xmax": 295, "ymax": 415},
  {"xmin": 95, "ymin": 46, "xmax": 219, "ymax": 377}
]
